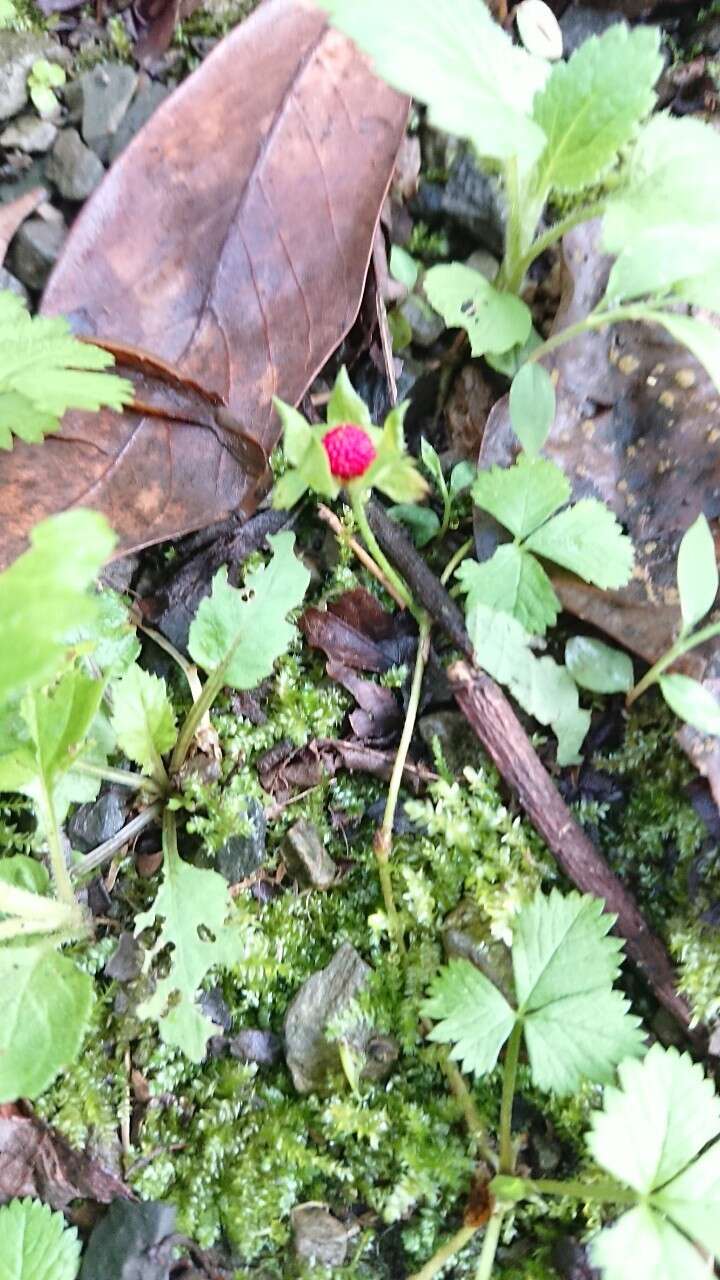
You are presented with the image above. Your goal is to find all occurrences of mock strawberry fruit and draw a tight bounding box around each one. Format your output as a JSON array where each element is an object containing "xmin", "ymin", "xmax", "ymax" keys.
[{"xmin": 322, "ymin": 424, "xmax": 376, "ymax": 480}]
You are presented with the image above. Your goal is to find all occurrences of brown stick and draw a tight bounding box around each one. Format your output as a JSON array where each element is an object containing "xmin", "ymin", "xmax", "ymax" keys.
[
  {"xmin": 450, "ymin": 660, "xmax": 700, "ymax": 1044},
  {"xmin": 365, "ymin": 501, "xmax": 700, "ymax": 1042}
]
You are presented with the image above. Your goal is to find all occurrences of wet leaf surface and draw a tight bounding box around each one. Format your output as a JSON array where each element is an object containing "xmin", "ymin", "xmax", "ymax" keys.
[
  {"xmin": 0, "ymin": 1109, "xmax": 132, "ymax": 1210},
  {"xmin": 478, "ymin": 220, "xmax": 720, "ymax": 797},
  {"xmin": 0, "ymin": 0, "xmax": 408, "ymax": 568}
]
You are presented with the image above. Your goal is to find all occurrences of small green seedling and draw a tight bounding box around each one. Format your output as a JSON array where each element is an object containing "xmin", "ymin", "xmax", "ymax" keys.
[
  {"xmin": 323, "ymin": 2, "xmax": 720, "ymax": 413},
  {"xmin": 27, "ymin": 59, "xmax": 66, "ymax": 118},
  {"xmin": 389, "ymin": 440, "xmax": 475, "ymax": 548},
  {"xmin": 421, "ymin": 888, "xmax": 720, "ymax": 1280}
]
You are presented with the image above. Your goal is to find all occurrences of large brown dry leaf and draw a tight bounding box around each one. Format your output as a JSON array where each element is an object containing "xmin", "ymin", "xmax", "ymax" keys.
[
  {"xmin": 0, "ymin": 0, "xmax": 407, "ymax": 568},
  {"xmin": 479, "ymin": 220, "xmax": 720, "ymax": 798},
  {"xmin": 0, "ymin": 1109, "xmax": 132, "ymax": 1209}
]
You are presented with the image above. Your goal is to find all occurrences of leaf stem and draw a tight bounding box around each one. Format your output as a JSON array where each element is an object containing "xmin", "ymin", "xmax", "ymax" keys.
[
  {"xmin": 409, "ymin": 1224, "xmax": 478, "ymax": 1280},
  {"xmin": 474, "ymin": 1211, "xmax": 505, "ymax": 1280},
  {"xmin": 170, "ymin": 667, "xmax": 225, "ymax": 772},
  {"xmin": 526, "ymin": 304, "xmax": 647, "ymax": 366},
  {"xmin": 627, "ymin": 618, "xmax": 720, "ymax": 706},
  {"xmin": 71, "ymin": 801, "xmax": 164, "ymax": 879},
  {"xmin": 36, "ymin": 771, "xmax": 76, "ymax": 910},
  {"xmin": 441, "ymin": 537, "xmax": 474, "ymax": 587},
  {"xmin": 512, "ymin": 201, "xmax": 607, "ymax": 285},
  {"xmin": 72, "ymin": 760, "xmax": 160, "ymax": 794},
  {"xmin": 499, "ymin": 1022, "xmax": 522, "ymax": 1174},
  {"xmin": 492, "ymin": 1175, "xmax": 637, "ymax": 1207},
  {"xmin": 499, "ymin": 157, "xmax": 524, "ymax": 295},
  {"xmin": 317, "ymin": 502, "xmax": 408, "ymax": 609},
  {"xmin": 351, "ymin": 489, "xmax": 419, "ymax": 618}
]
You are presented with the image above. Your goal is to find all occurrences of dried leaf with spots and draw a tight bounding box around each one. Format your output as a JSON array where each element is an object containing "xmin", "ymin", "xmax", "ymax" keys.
[{"xmin": 0, "ymin": 0, "xmax": 408, "ymax": 567}]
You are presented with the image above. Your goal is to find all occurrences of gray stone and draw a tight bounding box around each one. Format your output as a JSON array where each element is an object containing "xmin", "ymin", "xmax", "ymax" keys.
[
  {"xmin": 284, "ymin": 943, "xmax": 372, "ymax": 1094},
  {"xmin": 46, "ymin": 127, "xmax": 104, "ymax": 201},
  {"xmin": 0, "ymin": 113, "xmax": 57, "ymax": 153},
  {"xmin": 108, "ymin": 80, "xmax": 170, "ymax": 163},
  {"xmin": 559, "ymin": 5, "xmax": 626, "ymax": 59},
  {"xmin": 67, "ymin": 789, "xmax": 128, "ymax": 853},
  {"xmin": 398, "ymin": 293, "xmax": 444, "ymax": 349},
  {"xmin": 9, "ymin": 214, "xmax": 66, "ymax": 291},
  {"xmin": 418, "ymin": 710, "xmax": 480, "ymax": 776},
  {"xmin": 0, "ymin": 266, "xmax": 29, "ymax": 302},
  {"xmin": 215, "ymin": 797, "xmax": 266, "ymax": 883},
  {"xmin": 282, "ymin": 818, "xmax": 337, "ymax": 890},
  {"xmin": 415, "ymin": 148, "xmax": 505, "ymax": 256},
  {"xmin": 291, "ymin": 1205, "xmax": 356, "ymax": 1269},
  {"xmin": 0, "ymin": 34, "xmax": 62, "ymax": 122},
  {"xmin": 80, "ymin": 63, "xmax": 138, "ymax": 161},
  {"xmin": 105, "ymin": 931, "xmax": 143, "ymax": 982},
  {"xmin": 228, "ymin": 1028, "xmax": 282, "ymax": 1067}
]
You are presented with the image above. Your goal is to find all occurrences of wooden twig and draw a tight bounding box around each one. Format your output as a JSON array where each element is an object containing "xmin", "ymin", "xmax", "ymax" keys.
[
  {"xmin": 317, "ymin": 503, "xmax": 407, "ymax": 609},
  {"xmin": 366, "ymin": 500, "xmax": 700, "ymax": 1044}
]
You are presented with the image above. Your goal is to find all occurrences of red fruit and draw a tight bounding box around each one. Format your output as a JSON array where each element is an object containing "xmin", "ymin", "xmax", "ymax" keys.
[{"xmin": 322, "ymin": 424, "xmax": 376, "ymax": 480}]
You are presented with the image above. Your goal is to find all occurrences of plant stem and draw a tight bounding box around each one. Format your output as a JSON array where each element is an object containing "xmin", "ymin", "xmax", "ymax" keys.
[
  {"xmin": 409, "ymin": 1224, "xmax": 478, "ymax": 1280},
  {"xmin": 72, "ymin": 760, "xmax": 160, "ymax": 794},
  {"xmin": 627, "ymin": 618, "xmax": 720, "ymax": 706},
  {"xmin": 72, "ymin": 801, "xmax": 164, "ymax": 879},
  {"xmin": 527, "ymin": 304, "xmax": 646, "ymax": 366},
  {"xmin": 138, "ymin": 621, "xmax": 203, "ymax": 700},
  {"xmin": 441, "ymin": 537, "xmax": 474, "ymax": 588},
  {"xmin": 170, "ymin": 667, "xmax": 225, "ymax": 773},
  {"xmin": 374, "ymin": 614, "xmax": 432, "ymax": 947},
  {"xmin": 498, "ymin": 1022, "xmax": 522, "ymax": 1174},
  {"xmin": 513, "ymin": 201, "xmax": 607, "ymax": 284},
  {"xmin": 499, "ymin": 157, "xmax": 524, "ymax": 295},
  {"xmin": 475, "ymin": 1212, "xmax": 504, "ymax": 1280},
  {"xmin": 37, "ymin": 774, "xmax": 76, "ymax": 910},
  {"xmin": 492, "ymin": 1175, "xmax": 637, "ymax": 1206},
  {"xmin": 437, "ymin": 1049, "xmax": 495, "ymax": 1166},
  {"xmin": 317, "ymin": 502, "xmax": 408, "ymax": 609},
  {"xmin": 351, "ymin": 489, "xmax": 418, "ymax": 618}
]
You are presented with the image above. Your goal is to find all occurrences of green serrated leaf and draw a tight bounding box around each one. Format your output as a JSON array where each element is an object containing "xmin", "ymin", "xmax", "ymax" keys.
[
  {"xmin": 605, "ymin": 227, "xmax": 720, "ymax": 306},
  {"xmin": 524, "ymin": 499, "xmax": 635, "ymax": 589},
  {"xmin": 457, "ymin": 544, "xmax": 560, "ymax": 636},
  {"xmin": 604, "ymin": 114, "xmax": 720, "ymax": 255},
  {"xmin": 188, "ymin": 531, "xmax": 310, "ymax": 689},
  {"xmin": 0, "ymin": 1198, "xmax": 81, "ymax": 1280},
  {"xmin": 565, "ymin": 636, "xmax": 634, "ymax": 693},
  {"xmin": 0, "ymin": 510, "xmax": 116, "ymax": 706},
  {"xmin": 424, "ymin": 264, "xmax": 532, "ymax": 358},
  {"xmin": 472, "ymin": 455, "xmax": 570, "ymax": 541},
  {"xmin": 589, "ymin": 1044, "xmax": 720, "ymax": 1193},
  {"xmin": 365, "ymin": 403, "xmax": 429, "ymax": 504},
  {"xmin": 0, "ymin": 670, "xmax": 106, "ymax": 801},
  {"xmin": 513, "ymin": 891, "xmax": 644, "ymax": 1093},
  {"xmin": 652, "ymin": 1140, "xmax": 720, "ymax": 1258},
  {"xmin": 110, "ymin": 664, "xmax": 177, "ymax": 777},
  {"xmin": 590, "ymin": 1205, "xmax": 710, "ymax": 1280},
  {"xmin": 422, "ymin": 958, "xmax": 515, "ymax": 1076},
  {"xmin": 677, "ymin": 513, "xmax": 718, "ymax": 634},
  {"xmin": 509, "ymin": 363, "xmax": 555, "ymax": 456},
  {"xmin": 66, "ymin": 589, "xmax": 140, "ymax": 678},
  {"xmin": 322, "ymin": 0, "xmax": 549, "ymax": 165},
  {"xmin": 0, "ymin": 944, "xmax": 94, "ymax": 1102},
  {"xmin": 326, "ymin": 365, "xmax": 372, "ymax": 429},
  {"xmin": 0, "ymin": 291, "xmax": 132, "ymax": 451},
  {"xmin": 272, "ymin": 399, "xmax": 339, "ymax": 506},
  {"xmin": 467, "ymin": 603, "xmax": 590, "ymax": 764},
  {"xmin": 135, "ymin": 846, "xmax": 241, "ymax": 1060},
  {"xmin": 0, "ymin": 854, "xmax": 50, "ymax": 899},
  {"xmin": 450, "ymin": 460, "xmax": 476, "ymax": 496},
  {"xmin": 532, "ymin": 24, "xmax": 662, "ymax": 194},
  {"xmin": 660, "ymin": 674, "xmax": 720, "ymax": 736}
]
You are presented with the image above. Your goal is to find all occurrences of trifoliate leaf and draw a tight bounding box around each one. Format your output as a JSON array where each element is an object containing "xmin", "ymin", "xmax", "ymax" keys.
[
  {"xmin": 603, "ymin": 114, "xmax": 720, "ymax": 254},
  {"xmin": 424, "ymin": 264, "xmax": 532, "ymax": 358},
  {"xmin": 110, "ymin": 664, "xmax": 177, "ymax": 777},
  {"xmin": 422, "ymin": 958, "xmax": 515, "ymax": 1076},
  {"xmin": 652, "ymin": 1141, "xmax": 720, "ymax": 1258},
  {"xmin": 588, "ymin": 1045, "xmax": 720, "ymax": 1195},
  {"xmin": 524, "ymin": 500, "xmax": 635, "ymax": 589},
  {"xmin": 531, "ymin": 25, "xmax": 662, "ymax": 194},
  {"xmin": 0, "ymin": 1198, "xmax": 81, "ymax": 1280},
  {"xmin": 467, "ymin": 603, "xmax": 590, "ymax": 765},
  {"xmin": 0, "ymin": 944, "xmax": 94, "ymax": 1102},
  {"xmin": 0, "ymin": 509, "xmax": 116, "ymax": 706},
  {"xmin": 660, "ymin": 674, "xmax": 720, "ymax": 737},
  {"xmin": 472, "ymin": 456, "xmax": 570, "ymax": 541},
  {"xmin": 326, "ymin": 364, "xmax": 373, "ymax": 429},
  {"xmin": 456, "ymin": 544, "xmax": 560, "ymax": 636},
  {"xmin": 322, "ymin": 0, "xmax": 549, "ymax": 165},
  {"xmin": 512, "ymin": 890, "xmax": 644, "ymax": 1093},
  {"xmin": 135, "ymin": 846, "xmax": 241, "ymax": 1060},
  {"xmin": 645, "ymin": 312, "xmax": 720, "ymax": 395},
  {"xmin": 509, "ymin": 363, "xmax": 556, "ymax": 456},
  {"xmin": 590, "ymin": 1205, "xmax": 710, "ymax": 1280},
  {"xmin": 677, "ymin": 514, "xmax": 718, "ymax": 634},
  {"xmin": 364, "ymin": 403, "xmax": 429, "ymax": 503},
  {"xmin": 188, "ymin": 531, "xmax": 310, "ymax": 689},
  {"xmin": 565, "ymin": 636, "xmax": 634, "ymax": 694},
  {"xmin": 0, "ymin": 291, "xmax": 132, "ymax": 450}
]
